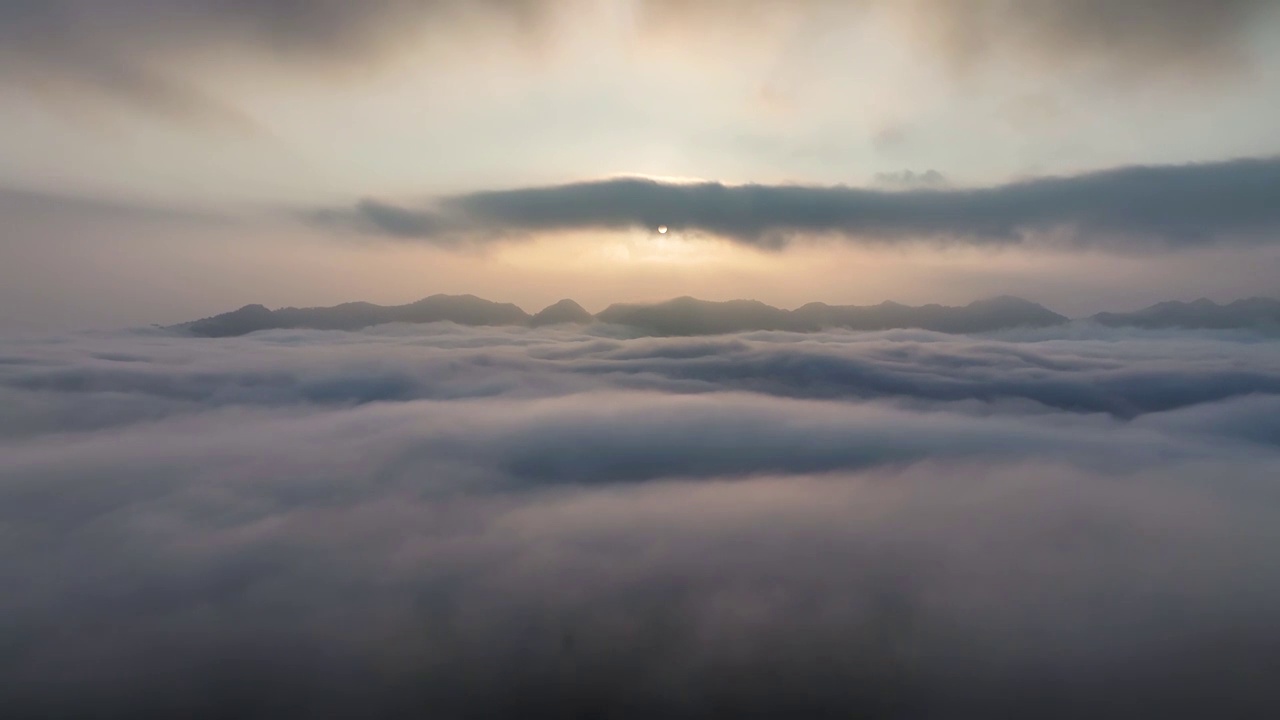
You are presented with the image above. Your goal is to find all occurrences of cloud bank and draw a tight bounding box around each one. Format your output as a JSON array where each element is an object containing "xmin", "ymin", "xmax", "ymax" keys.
[
  {"xmin": 316, "ymin": 156, "xmax": 1280, "ymax": 249},
  {"xmin": 3, "ymin": 321, "xmax": 1280, "ymax": 716}
]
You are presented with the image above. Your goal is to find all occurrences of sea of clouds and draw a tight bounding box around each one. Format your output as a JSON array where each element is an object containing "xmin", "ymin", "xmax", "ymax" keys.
[{"xmin": 3, "ymin": 321, "xmax": 1280, "ymax": 717}]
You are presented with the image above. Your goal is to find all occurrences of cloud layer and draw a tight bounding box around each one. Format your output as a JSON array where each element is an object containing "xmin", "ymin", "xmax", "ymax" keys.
[
  {"xmin": 3, "ymin": 321, "xmax": 1280, "ymax": 716},
  {"xmin": 641, "ymin": 0, "xmax": 1277, "ymax": 83},
  {"xmin": 317, "ymin": 156, "xmax": 1280, "ymax": 249},
  {"xmin": 4, "ymin": 0, "xmax": 1276, "ymax": 122},
  {"xmin": 0, "ymin": 0, "xmax": 548, "ymax": 122}
]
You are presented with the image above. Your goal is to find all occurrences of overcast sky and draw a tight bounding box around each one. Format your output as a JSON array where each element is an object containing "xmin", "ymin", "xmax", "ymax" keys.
[{"xmin": 2, "ymin": 0, "xmax": 1279, "ymax": 330}]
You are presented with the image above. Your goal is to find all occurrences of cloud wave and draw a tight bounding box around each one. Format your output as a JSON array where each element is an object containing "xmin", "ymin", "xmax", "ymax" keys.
[{"xmin": 3, "ymin": 322, "xmax": 1280, "ymax": 716}]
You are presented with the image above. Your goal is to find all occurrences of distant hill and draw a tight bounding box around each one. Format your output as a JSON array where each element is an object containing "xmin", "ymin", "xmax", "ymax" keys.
[
  {"xmin": 178, "ymin": 294, "xmax": 1072, "ymax": 337},
  {"xmin": 530, "ymin": 299, "xmax": 594, "ymax": 327},
  {"xmin": 183, "ymin": 294, "xmax": 532, "ymax": 337},
  {"xmin": 1091, "ymin": 297, "xmax": 1280, "ymax": 330},
  {"xmin": 177, "ymin": 294, "xmax": 1280, "ymax": 338},
  {"xmin": 594, "ymin": 295, "xmax": 1067, "ymax": 335},
  {"xmin": 790, "ymin": 295, "xmax": 1067, "ymax": 334},
  {"xmin": 596, "ymin": 297, "xmax": 794, "ymax": 335}
]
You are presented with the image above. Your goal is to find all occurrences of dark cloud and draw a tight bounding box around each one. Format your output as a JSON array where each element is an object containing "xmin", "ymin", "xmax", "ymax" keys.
[
  {"xmin": 3, "ymin": 322, "xmax": 1280, "ymax": 716},
  {"xmin": 316, "ymin": 156, "xmax": 1280, "ymax": 250},
  {"xmin": 0, "ymin": 0, "xmax": 550, "ymax": 121},
  {"xmin": 350, "ymin": 199, "xmax": 450, "ymax": 238}
]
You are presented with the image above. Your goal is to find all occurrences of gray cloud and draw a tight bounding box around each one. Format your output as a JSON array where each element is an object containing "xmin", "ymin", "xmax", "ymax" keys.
[
  {"xmin": 3, "ymin": 322, "xmax": 1280, "ymax": 716},
  {"xmin": 316, "ymin": 156, "xmax": 1280, "ymax": 250},
  {"xmin": 893, "ymin": 0, "xmax": 1277, "ymax": 87},
  {"xmin": 0, "ymin": 186, "xmax": 230, "ymax": 224},
  {"xmin": 0, "ymin": 0, "xmax": 549, "ymax": 122},
  {"xmin": 641, "ymin": 0, "xmax": 1279, "ymax": 85},
  {"xmin": 4, "ymin": 1, "xmax": 1276, "ymax": 123},
  {"xmin": 871, "ymin": 169, "xmax": 947, "ymax": 189}
]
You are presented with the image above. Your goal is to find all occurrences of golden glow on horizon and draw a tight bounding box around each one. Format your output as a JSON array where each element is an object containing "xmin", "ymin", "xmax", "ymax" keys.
[{"xmin": 493, "ymin": 229, "xmax": 759, "ymax": 270}]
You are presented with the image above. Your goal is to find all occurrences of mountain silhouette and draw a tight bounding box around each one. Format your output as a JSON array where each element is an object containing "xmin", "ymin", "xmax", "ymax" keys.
[
  {"xmin": 178, "ymin": 294, "xmax": 1280, "ymax": 338},
  {"xmin": 788, "ymin": 295, "xmax": 1066, "ymax": 334},
  {"xmin": 183, "ymin": 294, "xmax": 531, "ymax": 337},
  {"xmin": 1091, "ymin": 297, "xmax": 1280, "ymax": 330},
  {"xmin": 179, "ymin": 294, "xmax": 1072, "ymax": 337},
  {"xmin": 596, "ymin": 297, "xmax": 794, "ymax": 335},
  {"xmin": 531, "ymin": 299, "xmax": 594, "ymax": 327}
]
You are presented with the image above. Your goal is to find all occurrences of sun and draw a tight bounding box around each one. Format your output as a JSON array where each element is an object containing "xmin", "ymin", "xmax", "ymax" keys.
[{"xmin": 657, "ymin": 225, "xmax": 668, "ymax": 234}]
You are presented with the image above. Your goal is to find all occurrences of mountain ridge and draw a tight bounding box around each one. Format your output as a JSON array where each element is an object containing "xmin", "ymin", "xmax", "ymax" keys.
[
  {"xmin": 176, "ymin": 295, "xmax": 1280, "ymax": 337},
  {"xmin": 1091, "ymin": 297, "xmax": 1280, "ymax": 330}
]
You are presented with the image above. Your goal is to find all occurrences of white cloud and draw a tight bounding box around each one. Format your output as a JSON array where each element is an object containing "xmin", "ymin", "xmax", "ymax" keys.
[{"xmin": 3, "ymin": 322, "xmax": 1280, "ymax": 715}]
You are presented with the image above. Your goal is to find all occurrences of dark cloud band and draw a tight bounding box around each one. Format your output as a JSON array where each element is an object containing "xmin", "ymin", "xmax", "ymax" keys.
[{"xmin": 317, "ymin": 156, "xmax": 1280, "ymax": 250}]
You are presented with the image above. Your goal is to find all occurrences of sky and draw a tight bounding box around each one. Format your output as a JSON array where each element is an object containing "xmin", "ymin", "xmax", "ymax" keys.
[
  {"xmin": 6, "ymin": 5, "xmax": 1280, "ymax": 716},
  {"xmin": 1, "ymin": 0, "xmax": 1279, "ymax": 331}
]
